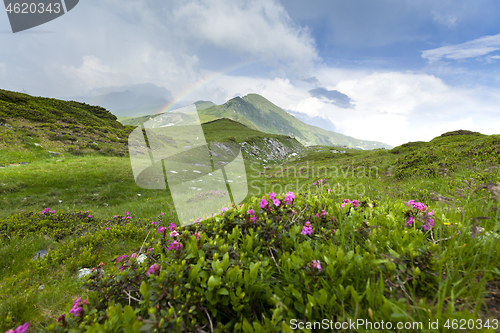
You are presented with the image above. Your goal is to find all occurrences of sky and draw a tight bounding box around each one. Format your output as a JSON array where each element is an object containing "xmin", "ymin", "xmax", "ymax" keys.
[{"xmin": 1, "ymin": 0, "xmax": 500, "ymax": 147}]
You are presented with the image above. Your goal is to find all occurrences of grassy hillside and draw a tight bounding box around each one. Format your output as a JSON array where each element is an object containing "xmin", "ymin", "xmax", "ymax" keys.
[
  {"xmin": 119, "ymin": 93, "xmax": 393, "ymax": 150},
  {"xmin": 0, "ymin": 89, "xmax": 135, "ymax": 165},
  {"xmin": 1, "ymin": 89, "xmax": 499, "ymax": 332}
]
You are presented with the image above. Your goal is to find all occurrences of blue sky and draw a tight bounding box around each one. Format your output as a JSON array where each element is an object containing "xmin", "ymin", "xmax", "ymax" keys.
[{"xmin": 1, "ymin": 0, "xmax": 499, "ymax": 146}]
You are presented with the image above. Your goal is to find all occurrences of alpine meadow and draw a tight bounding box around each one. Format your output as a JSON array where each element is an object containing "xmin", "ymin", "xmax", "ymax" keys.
[{"xmin": 0, "ymin": 88, "xmax": 499, "ymax": 332}]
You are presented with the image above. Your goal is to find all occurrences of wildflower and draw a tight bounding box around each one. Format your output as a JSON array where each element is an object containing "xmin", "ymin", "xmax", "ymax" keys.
[
  {"xmin": 51, "ymin": 210, "xmax": 56, "ymax": 214},
  {"xmin": 159, "ymin": 212, "xmax": 164, "ymax": 217},
  {"xmin": 321, "ymin": 210, "xmax": 326, "ymax": 216},
  {"xmin": 221, "ymin": 207, "xmax": 229, "ymax": 213},
  {"xmin": 157, "ymin": 227, "xmax": 166, "ymax": 234},
  {"xmin": 340, "ymin": 199, "xmax": 352, "ymax": 208},
  {"xmin": 423, "ymin": 218, "xmax": 435, "ymax": 231},
  {"xmin": 113, "ymin": 215, "xmax": 118, "ymax": 218},
  {"xmin": 167, "ymin": 240, "xmax": 183, "ymax": 252},
  {"xmin": 260, "ymin": 197, "xmax": 268, "ymax": 209},
  {"xmin": 69, "ymin": 298, "xmax": 83, "ymax": 317},
  {"xmin": 105, "ymin": 227, "xmax": 110, "ymax": 230},
  {"xmin": 126, "ymin": 212, "xmax": 129, "ymax": 215},
  {"xmin": 407, "ymin": 200, "xmax": 427, "ymax": 212},
  {"xmin": 405, "ymin": 216, "xmax": 414, "ymax": 227},
  {"xmin": 6, "ymin": 322, "xmax": 29, "ymax": 333},
  {"xmin": 309, "ymin": 260, "xmax": 322, "ymax": 272},
  {"xmin": 301, "ymin": 221, "xmax": 313, "ymax": 236},
  {"xmin": 269, "ymin": 192, "xmax": 277, "ymax": 200},
  {"xmin": 147, "ymin": 263, "xmax": 161, "ymax": 276},
  {"xmin": 152, "ymin": 221, "xmax": 157, "ymax": 225},
  {"xmin": 284, "ymin": 191, "xmax": 295, "ymax": 205},
  {"xmin": 116, "ymin": 255, "xmax": 127, "ymax": 262},
  {"xmin": 88, "ymin": 215, "xmax": 92, "ymax": 218},
  {"xmin": 147, "ymin": 247, "xmax": 154, "ymax": 253},
  {"xmin": 194, "ymin": 232, "xmax": 201, "ymax": 240},
  {"xmin": 247, "ymin": 209, "xmax": 255, "ymax": 215},
  {"xmin": 273, "ymin": 198, "xmax": 281, "ymax": 207},
  {"xmin": 315, "ymin": 213, "xmax": 320, "ymax": 219},
  {"xmin": 250, "ymin": 216, "xmax": 257, "ymax": 223},
  {"xmin": 168, "ymin": 222, "xmax": 176, "ymax": 231},
  {"xmin": 170, "ymin": 230, "xmax": 179, "ymax": 238},
  {"xmin": 351, "ymin": 200, "xmax": 360, "ymax": 207}
]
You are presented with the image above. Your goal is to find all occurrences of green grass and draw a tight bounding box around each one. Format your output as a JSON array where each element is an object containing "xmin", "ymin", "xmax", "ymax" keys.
[{"xmin": 1, "ymin": 89, "xmax": 500, "ymax": 331}]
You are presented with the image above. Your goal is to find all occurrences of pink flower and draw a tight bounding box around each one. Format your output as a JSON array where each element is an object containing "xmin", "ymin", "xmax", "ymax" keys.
[
  {"xmin": 407, "ymin": 200, "xmax": 427, "ymax": 212},
  {"xmin": 250, "ymin": 216, "xmax": 257, "ymax": 223},
  {"xmin": 159, "ymin": 212, "xmax": 164, "ymax": 216},
  {"xmin": 5, "ymin": 322, "xmax": 29, "ymax": 333},
  {"xmin": 88, "ymin": 215, "xmax": 92, "ymax": 218},
  {"xmin": 69, "ymin": 298, "xmax": 84, "ymax": 317},
  {"xmin": 269, "ymin": 192, "xmax": 277, "ymax": 200},
  {"xmin": 147, "ymin": 263, "xmax": 161, "ymax": 276},
  {"xmin": 170, "ymin": 230, "xmax": 179, "ymax": 238},
  {"xmin": 105, "ymin": 227, "xmax": 110, "ymax": 230},
  {"xmin": 167, "ymin": 240, "xmax": 182, "ymax": 252},
  {"xmin": 405, "ymin": 216, "xmax": 414, "ymax": 227},
  {"xmin": 321, "ymin": 210, "xmax": 326, "ymax": 216},
  {"xmin": 194, "ymin": 232, "xmax": 201, "ymax": 240},
  {"xmin": 260, "ymin": 197, "xmax": 268, "ymax": 209},
  {"xmin": 168, "ymin": 222, "xmax": 176, "ymax": 231},
  {"xmin": 309, "ymin": 260, "xmax": 322, "ymax": 272},
  {"xmin": 247, "ymin": 209, "xmax": 255, "ymax": 215},
  {"xmin": 315, "ymin": 213, "xmax": 320, "ymax": 219},
  {"xmin": 284, "ymin": 192, "xmax": 295, "ymax": 205},
  {"xmin": 301, "ymin": 221, "xmax": 313, "ymax": 236},
  {"xmin": 125, "ymin": 212, "xmax": 129, "ymax": 215},
  {"xmin": 152, "ymin": 221, "xmax": 157, "ymax": 225},
  {"xmin": 157, "ymin": 227, "xmax": 166, "ymax": 234},
  {"xmin": 273, "ymin": 198, "xmax": 281, "ymax": 207}
]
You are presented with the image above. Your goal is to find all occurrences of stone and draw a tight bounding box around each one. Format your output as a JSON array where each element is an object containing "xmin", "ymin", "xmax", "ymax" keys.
[
  {"xmin": 77, "ymin": 268, "xmax": 92, "ymax": 280},
  {"xmin": 32, "ymin": 249, "xmax": 48, "ymax": 260}
]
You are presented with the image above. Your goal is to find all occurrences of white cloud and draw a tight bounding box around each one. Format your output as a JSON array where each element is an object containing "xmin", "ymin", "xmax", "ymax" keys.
[
  {"xmin": 172, "ymin": 0, "xmax": 318, "ymax": 69},
  {"xmin": 422, "ymin": 34, "xmax": 500, "ymax": 63}
]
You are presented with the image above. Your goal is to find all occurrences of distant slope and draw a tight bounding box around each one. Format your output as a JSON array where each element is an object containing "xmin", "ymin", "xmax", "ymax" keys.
[
  {"xmin": 195, "ymin": 94, "xmax": 392, "ymax": 149},
  {"xmin": 120, "ymin": 94, "xmax": 392, "ymax": 149}
]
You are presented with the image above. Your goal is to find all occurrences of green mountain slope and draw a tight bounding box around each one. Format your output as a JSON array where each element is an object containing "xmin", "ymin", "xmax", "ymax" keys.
[{"xmin": 120, "ymin": 93, "xmax": 392, "ymax": 150}]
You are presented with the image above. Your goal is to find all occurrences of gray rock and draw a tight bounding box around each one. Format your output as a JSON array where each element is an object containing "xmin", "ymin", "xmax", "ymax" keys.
[
  {"xmin": 48, "ymin": 151, "xmax": 60, "ymax": 156},
  {"xmin": 32, "ymin": 249, "xmax": 49, "ymax": 260}
]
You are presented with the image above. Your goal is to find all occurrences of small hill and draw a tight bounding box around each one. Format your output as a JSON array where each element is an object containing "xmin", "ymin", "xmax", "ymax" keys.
[{"xmin": 0, "ymin": 88, "xmax": 134, "ymax": 165}]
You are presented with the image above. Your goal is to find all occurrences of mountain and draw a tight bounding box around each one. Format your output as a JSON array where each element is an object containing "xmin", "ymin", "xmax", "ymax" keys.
[
  {"xmin": 63, "ymin": 83, "xmax": 174, "ymax": 117},
  {"xmin": 0, "ymin": 89, "xmax": 304, "ymax": 165},
  {"xmin": 120, "ymin": 93, "xmax": 392, "ymax": 150}
]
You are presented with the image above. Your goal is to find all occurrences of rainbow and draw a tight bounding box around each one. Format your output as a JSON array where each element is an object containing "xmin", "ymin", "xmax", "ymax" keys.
[{"xmin": 153, "ymin": 61, "xmax": 256, "ymax": 115}]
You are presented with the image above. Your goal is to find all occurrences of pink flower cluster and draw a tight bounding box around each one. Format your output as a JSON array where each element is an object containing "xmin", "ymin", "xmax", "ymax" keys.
[
  {"xmin": 313, "ymin": 178, "xmax": 326, "ymax": 186},
  {"xmin": 301, "ymin": 221, "xmax": 313, "ymax": 236},
  {"xmin": 167, "ymin": 240, "xmax": 182, "ymax": 252},
  {"xmin": 246, "ymin": 209, "xmax": 257, "ymax": 223},
  {"xmin": 41, "ymin": 208, "xmax": 56, "ymax": 214},
  {"xmin": 147, "ymin": 263, "xmax": 161, "ymax": 276},
  {"xmin": 423, "ymin": 211, "xmax": 435, "ymax": 231},
  {"xmin": 5, "ymin": 323, "xmax": 29, "ymax": 333},
  {"xmin": 405, "ymin": 216, "xmax": 414, "ymax": 227},
  {"xmin": 407, "ymin": 200, "xmax": 427, "ymax": 212},
  {"xmin": 284, "ymin": 191, "xmax": 295, "ymax": 205},
  {"xmin": 69, "ymin": 298, "xmax": 86, "ymax": 317},
  {"xmin": 340, "ymin": 199, "xmax": 360, "ymax": 208}
]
